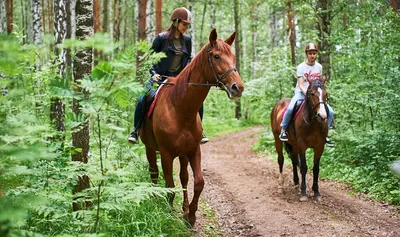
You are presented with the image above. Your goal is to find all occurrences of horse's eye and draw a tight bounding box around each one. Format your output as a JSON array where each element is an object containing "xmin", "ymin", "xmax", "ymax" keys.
[
  {"xmin": 310, "ymin": 92, "xmax": 316, "ymax": 97},
  {"xmin": 214, "ymin": 54, "xmax": 220, "ymax": 60}
]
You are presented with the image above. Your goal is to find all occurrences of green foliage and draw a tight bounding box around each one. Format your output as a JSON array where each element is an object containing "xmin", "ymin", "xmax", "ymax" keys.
[{"xmin": 0, "ymin": 33, "xmax": 192, "ymax": 236}]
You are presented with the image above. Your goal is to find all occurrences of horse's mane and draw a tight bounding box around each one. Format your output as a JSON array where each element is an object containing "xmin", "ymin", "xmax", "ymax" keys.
[{"xmin": 164, "ymin": 38, "xmax": 231, "ymax": 105}]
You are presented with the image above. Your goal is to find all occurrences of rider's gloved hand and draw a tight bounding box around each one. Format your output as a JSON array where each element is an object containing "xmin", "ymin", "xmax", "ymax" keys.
[{"xmin": 152, "ymin": 74, "xmax": 161, "ymax": 82}]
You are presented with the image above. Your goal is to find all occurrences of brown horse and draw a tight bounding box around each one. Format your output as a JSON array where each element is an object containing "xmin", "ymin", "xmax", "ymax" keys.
[
  {"xmin": 270, "ymin": 75, "xmax": 328, "ymax": 201},
  {"xmin": 139, "ymin": 29, "xmax": 244, "ymax": 226}
]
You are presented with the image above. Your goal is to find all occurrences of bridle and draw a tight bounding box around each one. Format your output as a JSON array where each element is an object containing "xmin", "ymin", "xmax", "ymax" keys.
[
  {"xmin": 188, "ymin": 46, "xmax": 237, "ymax": 87},
  {"xmin": 303, "ymin": 82, "xmax": 327, "ymax": 124}
]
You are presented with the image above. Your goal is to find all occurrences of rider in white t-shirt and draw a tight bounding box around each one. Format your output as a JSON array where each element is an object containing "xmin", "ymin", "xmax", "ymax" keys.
[{"xmin": 279, "ymin": 43, "xmax": 334, "ymax": 146}]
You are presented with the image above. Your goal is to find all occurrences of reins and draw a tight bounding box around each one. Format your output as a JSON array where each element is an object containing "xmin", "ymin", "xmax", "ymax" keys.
[{"xmin": 157, "ymin": 46, "xmax": 237, "ymax": 88}]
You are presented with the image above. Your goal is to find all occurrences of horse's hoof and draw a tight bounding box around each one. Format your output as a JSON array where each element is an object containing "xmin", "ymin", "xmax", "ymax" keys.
[
  {"xmin": 314, "ymin": 195, "xmax": 322, "ymax": 202},
  {"xmin": 299, "ymin": 195, "xmax": 308, "ymax": 202}
]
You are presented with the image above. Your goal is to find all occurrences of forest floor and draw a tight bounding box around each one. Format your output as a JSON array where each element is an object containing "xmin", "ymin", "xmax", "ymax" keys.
[{"xmin": 184, "ymin": 126, "xmax": 400, "ymax": 237}]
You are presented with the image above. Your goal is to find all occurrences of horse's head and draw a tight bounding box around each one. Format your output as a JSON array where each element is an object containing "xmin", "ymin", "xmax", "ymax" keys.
[
  {"xmin": 306, "ymin": 74, "xmax": 328, "ymax": 122},
  {"xmin": 207, "ymin": 29, "xmax": 244, "ymax": 100}
]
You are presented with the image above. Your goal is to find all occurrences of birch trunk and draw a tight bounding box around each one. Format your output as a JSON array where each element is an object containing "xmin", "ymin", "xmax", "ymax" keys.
[
  {"xmin": 0, "ymin": 0, "xmax": 5, "ymax": 33},
  {"xmin": 32, "ymin": 0, "xmax": 43, "ymax": 44},
  {"xmin": 72, "ymin": 0, "xmax": 93, "ymax": 211}
]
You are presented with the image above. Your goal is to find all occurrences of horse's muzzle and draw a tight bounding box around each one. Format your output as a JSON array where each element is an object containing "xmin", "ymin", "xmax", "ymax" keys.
[
  {"xmin": 226, "ymin": 82, "xmax": 244, "ymax": 99},
  {"xmin": 316, "ymin": 114, "xmax": 327, "ymax": 123}
]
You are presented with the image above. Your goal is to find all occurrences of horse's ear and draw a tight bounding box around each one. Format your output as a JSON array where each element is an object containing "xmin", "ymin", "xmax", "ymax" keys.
[
  {"xmin": 304, "ymin": 73, "xmax": 312, "ymax": 83},
  {"xmin": 321, "ymin": 73, "xmax": 327, "ymax": 83},
  {"xmin": 225, "ymin": 32, "xmax": 236, "ymax": 46},
  {"xmin": 209, "ymin": 29, "xmax": 217, "ymax": 47}
]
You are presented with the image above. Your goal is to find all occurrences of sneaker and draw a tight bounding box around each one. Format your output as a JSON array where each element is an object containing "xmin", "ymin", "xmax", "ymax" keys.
[
  {"xmin": 127, "ymin": 132, "xmax": 139, "ymax": 144},
  {"xmin": 200, "ymin": 133, "xmax": 209, "ymax": 144},
  {"xmin": 279, "ymin": 129, "xmax": 288, "ymax": 141},
  {"xmin": 325, "ymin": 137, "xmax": 334, "ymax": 147}
]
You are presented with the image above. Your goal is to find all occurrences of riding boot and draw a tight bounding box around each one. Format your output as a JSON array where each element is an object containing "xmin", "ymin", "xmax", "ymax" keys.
[
  {"xmin": 127, "ymin": 130, "xmax": 139, "ymax": 144},
  {"xmin": 200, "ymin": 133, "xmax": 209, "ymax": 144}
]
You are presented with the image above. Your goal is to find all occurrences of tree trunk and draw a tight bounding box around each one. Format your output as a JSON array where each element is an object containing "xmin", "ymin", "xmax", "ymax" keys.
[
  {"xmin": 5, "ymin": 0, "xmax": 13, "ymax": 34},
  {"xmin": 48, "ymin": 0, "xmax": 53, "ymax": 33},
  {"xmin": 234, "ymin": 0, "xmax": 241, "ymax": 119},
  {"xmin": 210, "ymin": 0, "xmax": 215, "ymax": 29},
  {"xmin": 51, "ymin": 0, "xmax": 67, "ymax": 134},
  {"xmin": 188, "ymin": 0, "xmax": 195, "ymax": 53},
  {"xmin": 199, "ymin": 1, "xmax": 206, "ymax": 49},
  {"xmin": 65, "ymin": 0, "xmax": 72, "ymax": 69},
  {"xmin": 137, "ymin": 0, "xmax": 146, "ymax": 40},
  {"xmin": 286, "ymin": 0, "xmax": 296, "ymax": 86},
  {"xmin": 145, "ymin": 0, "xmax": 153, "ymax": 42},
  {"xmin": 72, "ymin": 0, "xmax": 93, "ymax": 211},
  {"xmin": 155, "ymin": 0, "xmax": 161, "ymax": 34},
  {"xmin": 32, "ymin": 0, "xmax": 43, "ymax": 44},
  {"xmin": 102, "ymin": 0, "xmax": 108, "ymax": 33},
  {"xmin": 390, "ymin": 0, "xmax": 399, "ymax": 12},
  {"xmin": 113, "ymin": 0, "xmax": 120, "ymax": 42},
  {"xmin": 41, "ymin": 0, "xmax": 46, "ymax": 33},
  {"xmin": 1, "ymin": 0, "xmax": 6, "ymax": 34},
  {"xmin": 316, "ymin": 0, "xmax": 332, "ymax": 79}
]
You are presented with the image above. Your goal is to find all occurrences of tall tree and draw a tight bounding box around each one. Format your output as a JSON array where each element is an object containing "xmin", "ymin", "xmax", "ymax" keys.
[
  {"xmin": 155, "ymin": 0, "xmax": 162, "ymax": 34},
  {"xmin": 113, "ymin": 0, "xmax": 121, "ymax": 42},
  {"xmin": 234, "ymin": 0, "xmax": 241, "ymax": 119},
  {"xmin": 316, "ymin": 0, "xmax": 332, "ymax": 79},
  {"xmin": 51, "ymin": 0, "xmax": 67, "ymax": 134},
  {"xmin": 72, "ymin": 0, "xmax": 93, "ymax": 211},
  {"xmin": 137, "ymin": 0, "xmax": 146, "ymax": 41},
  {"xmin": 32, "ymin": 0, "xmax": 44, "ymax": 44},
  {"xmin": 250, "ymin": 1, "xmax": 259, "ymax": 81},
  {"xmin": 5, "ymin": 0, "xmax": 13, "ymax": 34},
  {"xmin": 102, "ymin": 0, "xmax": 109, "ymax": 33},
  {"xmin": 0, "ymin": 0, "xmax": 5, "ymax": 33},
  {"xmin": 390, "ymin": 0, "xmax": 399, "ymax": 12}
]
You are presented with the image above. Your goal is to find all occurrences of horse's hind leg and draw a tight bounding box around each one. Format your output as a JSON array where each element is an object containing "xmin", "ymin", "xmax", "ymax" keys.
[
  {"xmin": 274, "ymin": 137, "xmax": 285, "ymax": 193},
  {"xmin": 290, "ymin": 152, "xmax": 299, "ymax": 186},
  {"xmin": 187, "ymin": 147, "xmax": 204, "ymax": 226},
  {"xmin": 179, "ymin": 156, "xmax": 190, "ymax": 218},
  {"xmin": 160, "ymin": 152, "xmax": 176, "ymax": 205},
  {"xmin": 145, "ymin": 146, "xmax": 159, "ymax": 184}
]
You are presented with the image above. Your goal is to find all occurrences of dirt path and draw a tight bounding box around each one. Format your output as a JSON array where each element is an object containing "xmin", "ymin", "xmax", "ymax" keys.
[{"xmin": 192, "ymin": 126, "xmax": 400, "ymax": 237}]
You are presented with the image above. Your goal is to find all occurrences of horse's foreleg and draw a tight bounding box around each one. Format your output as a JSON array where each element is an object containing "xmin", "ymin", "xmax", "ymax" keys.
[
  {"xmin": 312, "ymin": 151, "xmax": 323, "ymax": 201},
  {"xmin": 274, "ymin": 138, "xmax": 285, "ymax": 193},
  {"xmin": 145, "ymin": 146, "xmax": 158, "ymax": 184},
  {"xmin": 299, "ymin": 152, "xmax": 308, "ymax": 201},
  {"xmin": 179, "ymin": 156, "xmax": 190, "ymax": 217},
  {"xmin": 187, "ymin": 148, "xmax": 204, "ymax": 227},
  {"xmin": 160, "ymin": 153, "xmax": 175, "ymax": 205}
]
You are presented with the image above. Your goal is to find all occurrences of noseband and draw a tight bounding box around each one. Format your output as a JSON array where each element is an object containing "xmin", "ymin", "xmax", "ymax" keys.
[{"xmin": 188, "ymin": 47, "xmax": 237, "ymax": 87}]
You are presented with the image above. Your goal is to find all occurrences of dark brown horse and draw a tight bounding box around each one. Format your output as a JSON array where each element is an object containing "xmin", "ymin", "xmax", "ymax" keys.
[
  {"xmin": 139, "ymin": 29, "xmax": 244, "ymax": 226},
  {"xmin": 270, "ymin": 75, "xmax": 328, "ymax": 201}
]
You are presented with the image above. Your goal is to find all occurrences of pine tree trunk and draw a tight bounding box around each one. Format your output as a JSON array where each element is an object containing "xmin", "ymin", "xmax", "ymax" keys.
[
  {"xmin": 138, "ymin": 0, "xmax": 146, "ymax": 41},
  {"xmin": 234, "ymin": 0, "xmax": 241, "ymax": 119},
  {"xmin": 102, "ymin": 0, "xmax": 108, "ymax": 33},
  {"xmin": 155, "ymin": 0, "xmax": 161, "ymax": 34},
  {"xmin": 145, "ymin": 0, "xmax": 153, "ymax": 42},
  {"xmin": 72, "ymin": 0, "xmax": 93, "ymax": 211},
  {"xmin": 113, "ymin": 0, "xmax": 120, "ymax": 42},
  {"xmin": 5, "ymin": 0, "xmax": 13, "ymax": 34},
  {"xmin": 316, "ymin": 0, "xmax": 332, "ymax": 79},
  {"xmin": 250, "ymin": 2, "xmax": 258, "ymax": 81},
  {"xmin": 48, "ymin": 0, "xmax": 53, "ymax": 33}
]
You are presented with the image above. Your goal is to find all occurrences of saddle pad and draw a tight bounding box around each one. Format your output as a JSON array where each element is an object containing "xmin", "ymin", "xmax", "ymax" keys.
[
  {"xmin": 281, "ymin": 100, "xmax": 305, "ymax": 120},
  {"xmin": 146, "ymin": 83, "xmax": 165, "ymax": 118}
]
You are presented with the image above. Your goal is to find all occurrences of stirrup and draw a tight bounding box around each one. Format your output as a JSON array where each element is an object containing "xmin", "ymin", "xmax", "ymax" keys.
[
  {"xmin": 279, "ymin": 130, "xmax": 288, "ymax": 141},
  {"xmin": 127, "ymin": 132, "xmax": 139, "ymax": 144}
]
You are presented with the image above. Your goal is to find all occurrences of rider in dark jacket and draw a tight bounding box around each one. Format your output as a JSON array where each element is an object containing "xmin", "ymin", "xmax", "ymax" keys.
[{"xmin": 128, "ymin": 7, "xmax": 208, "ymax": 144}]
